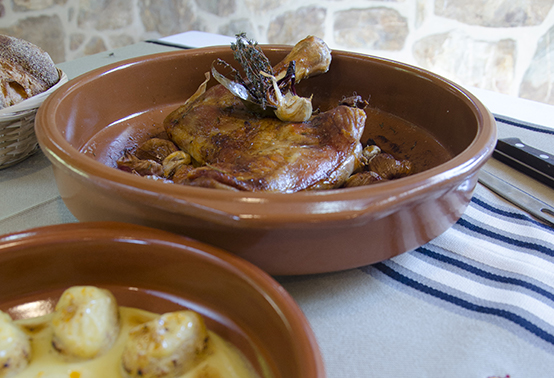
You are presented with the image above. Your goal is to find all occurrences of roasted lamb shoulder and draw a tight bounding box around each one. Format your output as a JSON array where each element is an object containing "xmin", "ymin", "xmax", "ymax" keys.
[{"xmin": 163, "ymin": 36, "xmax": 367, "ymax": 192}]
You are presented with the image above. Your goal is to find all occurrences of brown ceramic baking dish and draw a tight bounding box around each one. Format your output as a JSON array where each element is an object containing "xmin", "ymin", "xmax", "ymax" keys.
[
  {"xmin": 35, "ymin": 45, "xmax": 496, "ymax": 275},
  {"xmin": 0, "ymin": 222, "xmax": 324, "ymax": 377}
]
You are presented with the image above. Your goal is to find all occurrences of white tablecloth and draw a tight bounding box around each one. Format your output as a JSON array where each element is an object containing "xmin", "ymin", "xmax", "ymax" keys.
[{"xmin": 1, "ymin": 32, "xmax": 554, "ymax": 377}]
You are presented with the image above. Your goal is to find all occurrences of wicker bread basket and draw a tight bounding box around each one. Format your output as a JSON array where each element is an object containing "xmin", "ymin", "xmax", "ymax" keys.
[{"xmin": 0, "ymin": 69, "xmax": 68, "ymax": 169}]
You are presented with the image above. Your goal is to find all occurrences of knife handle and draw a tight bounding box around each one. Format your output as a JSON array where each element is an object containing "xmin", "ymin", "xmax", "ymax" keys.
[{"xmin": 493, "ymin": 137, "xmax": 554, "ymax": 189}]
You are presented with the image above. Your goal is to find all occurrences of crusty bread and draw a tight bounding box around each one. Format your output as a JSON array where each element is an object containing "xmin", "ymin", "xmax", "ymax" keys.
[{"xmin": 0, "ymin": 35, "xmax": 60, "ymax": 109}]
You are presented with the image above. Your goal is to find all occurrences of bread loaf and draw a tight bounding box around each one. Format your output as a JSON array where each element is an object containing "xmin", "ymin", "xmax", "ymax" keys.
[{"xmin": 0, "ymin": 35, "xmax": 60, "ymax": 109}]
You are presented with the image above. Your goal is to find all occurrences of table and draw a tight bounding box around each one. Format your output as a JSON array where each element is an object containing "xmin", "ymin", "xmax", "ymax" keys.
[{"xmin": 2, "ymin": 32, "xmax": 554, "ymax": 377}]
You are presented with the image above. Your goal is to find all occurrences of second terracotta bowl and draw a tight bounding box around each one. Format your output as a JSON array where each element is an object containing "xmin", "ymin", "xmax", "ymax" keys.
[
  {"xmin": 0, "ymin": 222, "xmax": 324, "ymax": 377},
  {"xmin": 35, "ymin": 46, "xmax": 496, "ymax": 275}
]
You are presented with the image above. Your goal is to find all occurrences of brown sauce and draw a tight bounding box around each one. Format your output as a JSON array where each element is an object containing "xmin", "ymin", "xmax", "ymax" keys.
[
  {"xmin": 82, "ymin": 103, "xmax": 451, "ymax": 186},
  {"xmin": 362, "ymin": 106, "xmax": 452, "ymax": 174}
]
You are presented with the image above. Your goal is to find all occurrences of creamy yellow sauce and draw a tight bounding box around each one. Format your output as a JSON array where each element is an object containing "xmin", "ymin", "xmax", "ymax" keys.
[{"xmin": 14, "ymin": 307, "xmax": 259, "ymax": 378}]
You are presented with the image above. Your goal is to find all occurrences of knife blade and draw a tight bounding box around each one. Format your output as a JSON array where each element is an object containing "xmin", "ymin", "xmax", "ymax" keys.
[
  {"xmin": 478, "ymin": 169, "xmax": 554, "ymax": 227},
  {"xmin": 493, "ymin": 137, "xmax": 554, "ymax": 189}
]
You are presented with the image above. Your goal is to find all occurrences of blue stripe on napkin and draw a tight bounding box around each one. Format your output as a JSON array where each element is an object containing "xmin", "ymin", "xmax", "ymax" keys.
[
  {"xmin": 361, "ymin": 185, "xmax": 554, "ymax": 353},
  {"xmin": 415, "ymin": 246, "xmax": 554, "ymax": 303},
  {"xmin": 472, "ymin": 196, "xmax": 552, "ymax": 230},
  {"xmin": 458, "ymin": 217, "xmax": 554, "ymax": 257},
  {"xmin": 495, "ymin": 115, "xmax": 554, "ymax": 136}
]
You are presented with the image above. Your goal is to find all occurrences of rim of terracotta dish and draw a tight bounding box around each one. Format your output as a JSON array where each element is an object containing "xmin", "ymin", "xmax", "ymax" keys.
[
  {"xmin": 36, "ymin": 46, "xmax": 496, "ymax": 225},
  {"xmin": 0, "ymin": 221, "xmax": 325, "ymax": 378}
]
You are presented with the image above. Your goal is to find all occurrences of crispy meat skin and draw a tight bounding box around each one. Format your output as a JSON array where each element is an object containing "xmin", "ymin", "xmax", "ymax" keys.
[
  {"xmin": 164, "ymin": 85, "xmax": 365, "ymax": 192},
  {"xmin": 163, "ymin": 36, "xmax": 365, "ymax": 192}
]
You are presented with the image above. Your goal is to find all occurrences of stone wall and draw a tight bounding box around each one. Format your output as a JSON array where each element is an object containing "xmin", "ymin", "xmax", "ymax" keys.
[{"xmin": 2, "ymin": 0, "xmax": 554, "ymax": 106}]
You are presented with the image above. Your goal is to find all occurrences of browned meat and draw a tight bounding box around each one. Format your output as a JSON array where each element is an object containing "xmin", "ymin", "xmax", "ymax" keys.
[
  {"xmin": 164, "ymin": 84, "xmax": 365, "ymax": 192},
  {"xmin": 163, "ymin": 36, "xmax": 366, "ymax": 192}
]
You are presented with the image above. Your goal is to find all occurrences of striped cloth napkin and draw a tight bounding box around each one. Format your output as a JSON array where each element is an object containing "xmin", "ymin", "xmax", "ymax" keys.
[{"xmin": 365, "ymin": 183, "xmax": 554, "ymax": 353}]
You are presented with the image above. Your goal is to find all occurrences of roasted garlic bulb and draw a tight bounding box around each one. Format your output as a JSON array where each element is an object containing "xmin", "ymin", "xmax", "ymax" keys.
[
  {"xmin": 134, "ymin": 138, "xmax": 179, "ymax": 164},
  {"xmin": 211, "ymin": 33, "xmax": 329, "ymax": 122},
  {"xmin": 345, "ymin": 146, "xmax": 414, "ymax": 187},
  {"xmin": 162, "ymin": 150, "xmax": 192, "ymax": 179},
  {"xmin": 263, "ymin": 71, "xmax": 313, "ymax": 122},
  {"xmin": 121, "ymin": 311, "xmax": 209, "ymax": 378},
  {"xmin": 117, "ymin": 151, "xmax": 164, "ymax": 177},
  {"xmin": 51, "ymin": 286, "xmax": 120, "ymax": 359},
  {"xmin": 367, "ymin": 152, "xmax": 413, "ymax": 179},
  {"xmin": 360, "ymin": 145, "xmax": 381, "ymax": 166},
  {"xmin": 343, "ymin": 171, "xmax": 384, "ymax": 188},
  {"xmin": 0, "ymin": 311, "xmax": 31, "ymax": 378}
]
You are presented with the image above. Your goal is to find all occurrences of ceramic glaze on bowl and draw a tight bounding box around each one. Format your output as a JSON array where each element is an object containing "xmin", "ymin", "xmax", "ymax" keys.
[
  {"xmin": 0, "ymin": 222, "xmax": 324, "ymax": 378},
  {"xmin": 35, "ymin": 46, "xmax": 496, "ymax": 275}
]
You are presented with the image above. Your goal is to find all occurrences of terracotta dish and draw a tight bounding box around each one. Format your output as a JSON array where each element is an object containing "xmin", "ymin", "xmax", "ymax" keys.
[
  {"xmin": 35, "ymin": 46, "xmax": 496, "ymax": 275},
  {"xmin": 0, "ymin": 222, "xmax": 324, "ymax": 378}
]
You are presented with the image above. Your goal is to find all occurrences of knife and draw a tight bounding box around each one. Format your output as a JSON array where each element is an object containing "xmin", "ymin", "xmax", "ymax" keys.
[
  {"xmin": 478, "ymin": 169, "xmax": 554, "ymax": 227},
  {"xmin": 493, "ymin": 137, "xmax": 554, "ymax": 189}
]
